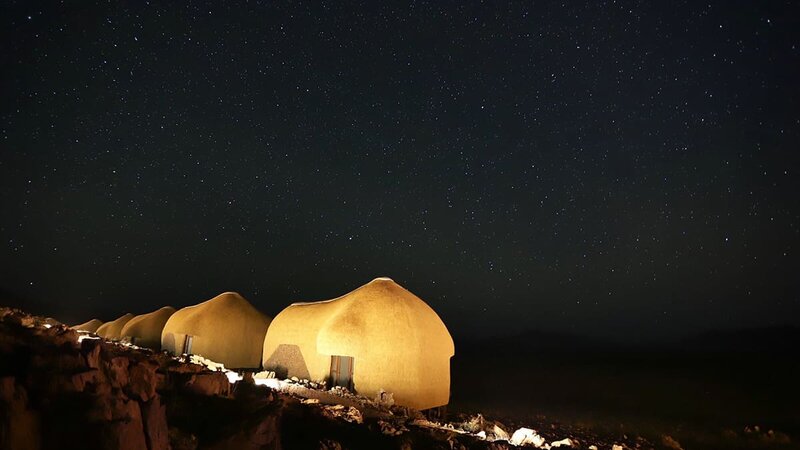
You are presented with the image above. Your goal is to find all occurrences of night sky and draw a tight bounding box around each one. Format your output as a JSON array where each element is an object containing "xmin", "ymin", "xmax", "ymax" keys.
[{"xmin": 2, "ymin": 1, "xmax": 798, "ymax": 341}]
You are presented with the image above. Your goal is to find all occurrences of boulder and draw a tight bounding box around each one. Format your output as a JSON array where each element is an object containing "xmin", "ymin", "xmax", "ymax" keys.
[
  {"xmin": 70, "ymin": 368, "xmax": 102, "ymax": 392},
  {"xmin": 203, "ymin": 412, "xmax": 281, "ymax": 450},
  {"xmin": 127, "ymin": 362, "xmax": 157, "ymax": 402},
  {"xmin": 0, "ymin": 377, "xmax": 41, "ymax": 450},
  {"xmin": 81, "ymin": 338, "xmax": 103, "ymax": 369},
  {"xmin": 182, "ymin": 372, "xmax": 231, "ymax": 397},
  {"xmin": 100, "ymin": 398, "xmax": 147, "ymax": 450},
  {"xmin": 142, "ymin": 396, "xmax": 169, "ymax": 450},
  {"xmin": 107, "ymin": 356, "xmax": 130, "ymax": 388}
]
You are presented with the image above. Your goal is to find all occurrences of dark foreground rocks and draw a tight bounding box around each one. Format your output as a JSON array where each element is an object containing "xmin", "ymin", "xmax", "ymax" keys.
[{"xmin": 0, "ymin": 308, "xmax": 529, "ymax": 450}]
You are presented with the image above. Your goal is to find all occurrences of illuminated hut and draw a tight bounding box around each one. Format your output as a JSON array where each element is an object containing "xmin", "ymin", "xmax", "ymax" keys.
[
  {"xmin": 161, "ymin": 292, "xmax": 271, "ymax": 369},
  {"xmin": 95, "ymin": 313, "xmax": 134, "ymax": 339},
  {"xmin": 262, "ymin": 277, "xmax": 455, "ymax": 410},
  {"xmin": 120, "ymin": 306, "xmax": 176, "ymax": 350},
  {"xmin": 71, "ymin": 318, "xmax": 103, "ymax": 333}
]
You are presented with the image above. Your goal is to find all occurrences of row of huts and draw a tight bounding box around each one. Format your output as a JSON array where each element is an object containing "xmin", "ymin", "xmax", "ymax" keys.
[{"xmin": 71, "ymin": 277, "xmax": 454, "ymax": 410}]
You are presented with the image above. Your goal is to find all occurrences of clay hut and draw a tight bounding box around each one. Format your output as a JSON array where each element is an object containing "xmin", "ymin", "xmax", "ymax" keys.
[
  {"xmin": 71, "ymin": 318, "xmax": 103, "ymax": 333},
  {"xmin": 120, "ymin": 306, "xmax": 176, "ymax": 350},
  {"xmin": 95, "ymin": 313, "xmax": 134, "ymax": 339},
  {"xmin": 262, "ymin": 277, "xmax": 455, "ymax": 410},
  {"xmin": 161, "ymin": 292, "xmax": 271, "ymax": 369}
]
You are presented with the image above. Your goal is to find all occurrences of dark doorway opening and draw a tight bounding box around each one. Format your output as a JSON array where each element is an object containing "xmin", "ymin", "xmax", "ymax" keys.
[
  {"xmin": 183, "ymin": 335, "xmax": 194, "ymax": 354},
  {"xmin": 329, "ymin": 355, "xmax": 354, "ymax": 390}
]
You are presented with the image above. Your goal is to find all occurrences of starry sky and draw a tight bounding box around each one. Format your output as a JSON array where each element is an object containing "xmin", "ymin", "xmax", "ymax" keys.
[{"xmin": 1, "ymin": 1, "xmax": 798, "ymax": 341}]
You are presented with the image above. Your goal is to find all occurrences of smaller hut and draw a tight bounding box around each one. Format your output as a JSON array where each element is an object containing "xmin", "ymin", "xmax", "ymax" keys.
[
  {"xmin": 161, "ymin": 292, "xmax": 271, "ymax": 369},
  {"xmin": 120, "ymin": 306, "xmax": 176, "ymax": 350},
  {"xmin": 71, "ymin": 318, "xmax": 103, "ymax": 333},
  {"xmin": 96, "ymin": 313, "xmax": 134, "ymax": 339}
]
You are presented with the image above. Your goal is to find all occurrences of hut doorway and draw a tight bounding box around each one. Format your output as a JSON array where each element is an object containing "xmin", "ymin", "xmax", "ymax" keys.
[
  {"xmin": 329, "ymin": 355, "xmax": 354, "ymax": 390},
  {"xmin": 183, "ymin": 335, "xmax": 194, "ymax": 354}
]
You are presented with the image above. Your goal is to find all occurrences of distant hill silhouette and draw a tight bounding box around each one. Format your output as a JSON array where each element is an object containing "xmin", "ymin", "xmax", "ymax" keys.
[
  {"xmin": 677, "ymin": 325, "xmax": 800, "ymax": 353},
  {"xmin": 454, "ymin": 325, "xmax": 800, "ymax": 356},
  {"xmin": 454, "ymin": 329, "xmax": 623, "ymax": 356}
]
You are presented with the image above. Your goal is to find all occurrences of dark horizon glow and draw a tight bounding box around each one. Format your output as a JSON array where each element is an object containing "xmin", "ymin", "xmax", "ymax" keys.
[{"xmin": 1, "ymin": 1, "xmax": 798, "ymax": 341}]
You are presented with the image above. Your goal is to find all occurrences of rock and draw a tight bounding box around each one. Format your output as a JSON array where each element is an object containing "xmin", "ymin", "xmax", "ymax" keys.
[
  {"xmin": 100, "ymin": 398, "xmax": 148, "ymax": 450},
  {"xmin": 242, "ymin": 371, "xmax": 254, "ymax": 384},
  {"xmin": 232, "ymin": 380, "xmax": 275, "ymax": 407},
  {"xmin": 87, "ymin": 392, "xmax": 115, "ymax": 422},
  {"xmin": 461, "ymin": 414, "xmax": 485, "ymax": 433},
  {"xmin": 253, "ymin": 370, "xmax": 275, "ymax": 379},
  {"xmin": 509, "ymin": 428, "xmax": 546, "ymax": 447},
  {"xmin": 203, "ymin": 411, "xmax": 281, "ymax": 450},
  {"xmin": 492, "ymin": 424, "xmax": 510, "ymax": 441},
  {"xmin": 169, "ymin": 427, "xmax": 199, "ymax": 450},
  {"xmin": 70, "ymin": 368, "xmax": 101, "ymax": 392},
  {"xmin": 166, "ymin": 360, "xmax": 205, "ymax": 374},
  {"xmin": 107, "ymin": 356, "xmax": 130, "ymax": 387},
  {"xmin": 81, "ymin": 338, "xmax": 103, "ymax": 369},
  {"xmin": 0, "ymin": 377, "xmax": 41, "ymax": 450},
  {"xmin": 32, "ymin": 351, "xmax": 86, "ymax": 375},
  {"xmin": 322, "ymin": 404, "xmax": 363, "ymax": 424},
  {"xmin": 182, "ymin": 372, "xmax": 230, "ymax": 397},
  {"xmin": 375, "ymin": 389, "xmax": 395, "ymax": 407},
  {"xmin": 142, "ymin": 396, "xmax": 169, "ymax": 450},
  {"xmin": 0, "ymin": 376, "xmax": 15, "ymax": 399},
  {"xmin": 127, "ymin": 361, "xmax": 157, "ymax": 401},
  {"xmin": 377, "ymin": 419, "xmax": 406, "ymax": 436},
  {"xmin": 318, "ymin": 439, "xmax": 343, "ymax": 450},
  {"xmin": 50, "ymin": 328, "xmax": 80, "ymax": 348},
  {"xmin": 487, "ymin": 443, "xmax": 511, "ymax": 450},
  {"xmin": 551, "ymin": 437, "xmax": 573, "ymax": 447},
  {"xmin": 154, "ymin": 371, "xmax": 168, "ymax": 391}
]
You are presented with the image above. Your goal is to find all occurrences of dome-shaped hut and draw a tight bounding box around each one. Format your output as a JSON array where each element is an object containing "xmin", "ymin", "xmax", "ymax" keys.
[
  {"xmin": 71, "ymin": 318, "xmax": 104, "ymax": 333},
  {"xmin": 120, "ymin": 306, "xmax": 176, "ymax": 350},
  {"xmin": 263, "ymin": 277, "xmax": 454, "ymax": 410},
  {"xmin": 96, "ymin": 313, "xmax": 134, "ymax": 339},
  {"xmin": 161, "ymin": 292, "xmax": 271, "ymax": 369}
]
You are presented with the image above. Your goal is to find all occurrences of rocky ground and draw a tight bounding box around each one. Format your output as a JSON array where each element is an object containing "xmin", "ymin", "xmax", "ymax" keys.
[{"xmin": 0, "ymin": 307, "xmax": 653, "ymax": 449}]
